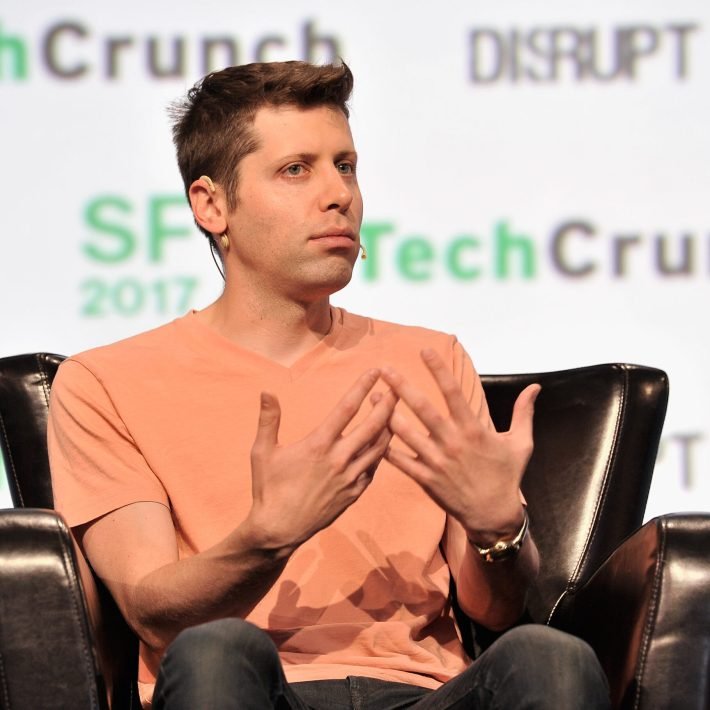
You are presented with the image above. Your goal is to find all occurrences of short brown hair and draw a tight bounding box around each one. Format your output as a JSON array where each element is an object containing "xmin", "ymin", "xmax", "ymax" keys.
[{"xmin": 170, "ymin": 61, "xmax": 354, "ymax": 240}]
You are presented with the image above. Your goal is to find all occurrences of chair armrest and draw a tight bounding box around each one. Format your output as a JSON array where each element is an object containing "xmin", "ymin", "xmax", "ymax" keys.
[
  {"xmin": 0, "ymin": 508, "xmax": 107, "ymax": 708},
  {"xmin": 549, "ymin": 513, "xmax": 710, "ymax": 710},
  {"xmin": 0, "ymin": 509, "xmax": 140, "ymax": 709}
]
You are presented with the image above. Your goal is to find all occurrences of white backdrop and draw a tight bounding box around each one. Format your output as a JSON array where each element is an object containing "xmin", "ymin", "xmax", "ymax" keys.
[{"xmin": 1, "ymin": 1, "xmax": 709, "ymax": 519}]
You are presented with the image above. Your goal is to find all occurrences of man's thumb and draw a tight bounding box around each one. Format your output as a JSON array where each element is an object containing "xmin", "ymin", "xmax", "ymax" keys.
[
  {"xmin": 510, "ymin": 383, "xmax": 541, "ymax": 437},
  {"xmin": 254, "ymin": 392, "xmax": 281, "ymax": 449}
]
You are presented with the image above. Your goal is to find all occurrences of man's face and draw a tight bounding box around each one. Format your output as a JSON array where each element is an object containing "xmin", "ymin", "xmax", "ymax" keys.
[{"xmin": 224, "ymin": 104, "xmax": 363, "ymax": 302}]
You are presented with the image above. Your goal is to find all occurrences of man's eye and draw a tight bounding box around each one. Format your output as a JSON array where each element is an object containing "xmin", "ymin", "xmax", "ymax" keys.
[
  {"xmin": 337, "ymin": 163, "xmax": 355, "ymax": 175},
  {"xmin": 285, "ymin": 164, "xmax": 304, "ymax": 176}
]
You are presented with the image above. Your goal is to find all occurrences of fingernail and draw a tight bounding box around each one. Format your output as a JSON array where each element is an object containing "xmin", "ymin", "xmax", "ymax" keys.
[
  {"xmin": 382, "ymin": 367, "xmax": 400, "ymax": 382},
  {"xmin": 531, "ymin": 384, "xmax": 542, "ymax": 406}
]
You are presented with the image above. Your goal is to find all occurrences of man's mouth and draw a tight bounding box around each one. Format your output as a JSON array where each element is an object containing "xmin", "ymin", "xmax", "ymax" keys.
[{"xmin": 310, "ymin": 227, "xmax": 356, "ymax": 241}]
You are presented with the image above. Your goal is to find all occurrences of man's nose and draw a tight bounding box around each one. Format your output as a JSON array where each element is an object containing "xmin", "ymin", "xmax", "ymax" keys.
[{"xmin": 319, "ymin": 167, "xmax": 354, "ymax": 213}]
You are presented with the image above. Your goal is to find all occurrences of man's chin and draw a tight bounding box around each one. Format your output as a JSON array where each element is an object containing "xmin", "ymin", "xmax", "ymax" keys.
[
  {"xmin": 296, "ymin": 263, "xmax": 354, "ymax": 301},
  {"xmin": 320, "ymin": 271, "xmax": 354, "ymax": 297}
]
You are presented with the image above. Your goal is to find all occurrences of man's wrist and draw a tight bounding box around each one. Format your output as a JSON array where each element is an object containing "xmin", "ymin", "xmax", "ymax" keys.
[
  {"xmin": 237, "ymin": 514, "xmax": 299, "ymax": 562},
  {"xmin": 468, "ymin": 507, "xmax": 530, "ymax": 563}
]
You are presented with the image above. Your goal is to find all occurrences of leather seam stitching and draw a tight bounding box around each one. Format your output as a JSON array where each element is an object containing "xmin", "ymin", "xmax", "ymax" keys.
[
  {"xmin": 0, "ymin": 651, "xmax": 12, "ymax": 709},
  {"xmin": 54, "ymin": 516, "xmax": 101, "ymax": 710},
  {"xmin": 545, "ymin": 589, "xmax": 567, "ymax": 625},
  {"xmin": 0, "ymin": 410, "xmax": 23, "ymax": 507},
  {"xmin": 567, "ymin": 365, "xmax": 627, "ymax": 590},
  {"xmin": 633, "ymin": 519, "xmax": 666, "ymax": 710},
  {"xmin": 35, "ymin": 353, "xmax": 52, "ymax": 410}
]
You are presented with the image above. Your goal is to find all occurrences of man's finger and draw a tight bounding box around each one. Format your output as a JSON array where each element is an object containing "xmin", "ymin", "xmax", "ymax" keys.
[
  {"xmin": 420, "ymin": 348, "xmax": 471, "ymax": 423},
  {"xmin": 344, "ymin": 389, "xmax": 398, "ymax": 454},
  {"xmin": 387, "ymin": 407, "xmax": 441, "ymax": 464},
  {"xmin": 321, "ymin": 369, "xmax": 382, "ymax": 442},
  {"xmin": 509, "ymin": 384, "xmax": 541, "ymax": 439},
  {"xmin": 384, "ymin": 444, "xmax": 434, "ymax": 488},
  {"xmin": 380, "ymin": 366, "xmax": 451, "ymax": 440},
  {"xmin": 355, "ymin": 427, "xmax": 392, "ymax": 476},
  {"xmin": 253, "ymin": 391, "xmax": 281, "ymax": 450}
]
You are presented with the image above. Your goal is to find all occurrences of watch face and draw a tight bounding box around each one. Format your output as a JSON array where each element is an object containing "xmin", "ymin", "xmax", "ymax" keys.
[
  {"xmin": 487, "ymin": 541, "xmax": 521, "ymax": 562},
  {"xmin": 475, "ymin": 508, "xmax": 529, "ymax": 562}
]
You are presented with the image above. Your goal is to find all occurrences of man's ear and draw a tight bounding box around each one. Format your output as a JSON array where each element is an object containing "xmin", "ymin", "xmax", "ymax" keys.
[{"xmin": 189, "ymin": 177, "xmax": 228, "ymax": 236}]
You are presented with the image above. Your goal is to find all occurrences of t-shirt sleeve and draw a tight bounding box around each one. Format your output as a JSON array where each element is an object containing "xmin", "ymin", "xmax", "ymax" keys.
[
  {"xmin": 451, "ymin": 338, "xmax": 493, "ymax": 428},
  {"xmin": 48, "ymin": 358, "xmax": 169, "ymax": 528}
]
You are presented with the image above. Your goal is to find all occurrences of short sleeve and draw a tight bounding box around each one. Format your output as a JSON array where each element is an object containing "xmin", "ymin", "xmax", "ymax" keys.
[
  {"xmin": 451, "ymin": 339, "xmax": 492, "ymax": 427},
  {"xmin": 48, "ymin": 359, "xmax": 169, "ymax": 528}
]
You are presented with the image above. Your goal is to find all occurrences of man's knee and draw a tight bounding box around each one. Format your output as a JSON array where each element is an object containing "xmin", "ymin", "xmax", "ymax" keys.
[
  {"xmin": 155, "ymin": 620, "xmax": 285, "ymax": 708},
  {"xmin": 483, "ymin": 624, "xmax": 610, "ymax": 707},
  {"xmin": 165, "ymin": 618, "xmax": 280, "ymax": 676},
  {"xmin": 490, "ymin": 624, "xmax": 596, "ymax": 664}
]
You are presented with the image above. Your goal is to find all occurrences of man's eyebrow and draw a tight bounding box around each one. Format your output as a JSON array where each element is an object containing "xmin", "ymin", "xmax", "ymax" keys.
[
  {"xmin": 274, "ymin": 150, "xmax": 358, "ymax": 164},
  {"xmin": 278, "ymin": 152, "xmax": 318, "ymax": 163}
]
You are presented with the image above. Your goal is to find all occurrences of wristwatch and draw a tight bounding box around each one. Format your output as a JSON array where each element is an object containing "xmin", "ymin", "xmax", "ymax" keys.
[{"xmin": 471, "ymin": 507, "xmax": 530, "ymax": 563}]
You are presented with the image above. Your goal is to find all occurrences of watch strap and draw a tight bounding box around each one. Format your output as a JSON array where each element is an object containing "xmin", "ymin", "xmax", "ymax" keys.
[{"xmin": 471, "ymin": 507, "xmax": 530, "ymax": 563}]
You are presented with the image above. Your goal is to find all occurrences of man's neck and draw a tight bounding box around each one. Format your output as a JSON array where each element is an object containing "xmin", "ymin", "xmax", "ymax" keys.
[{"xmin": 196, "ymin": 290, "xmax": 333, "ymax": 368}]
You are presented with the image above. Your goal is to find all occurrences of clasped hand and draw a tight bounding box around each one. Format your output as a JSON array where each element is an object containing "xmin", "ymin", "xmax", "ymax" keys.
[{"xmin": 248, "ymin": 351, "xmax": 539, "ymax": 553}]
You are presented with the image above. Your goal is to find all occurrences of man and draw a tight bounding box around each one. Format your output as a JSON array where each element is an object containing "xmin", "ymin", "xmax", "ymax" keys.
[{"xmin": 48, "ymin": 61, "xmax": 609, "ymax": 709}]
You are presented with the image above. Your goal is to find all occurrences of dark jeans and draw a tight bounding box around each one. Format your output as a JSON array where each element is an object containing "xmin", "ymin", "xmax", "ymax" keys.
[{"xmin": 153, "ymin": 619, "xmax": 610, "ymax": 709}]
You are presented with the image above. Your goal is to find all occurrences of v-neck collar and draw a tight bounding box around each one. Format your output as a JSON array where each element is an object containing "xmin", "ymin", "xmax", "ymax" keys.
[{"xmin": 174, "ymin": 306, "xmax": 347, "ymax": 382}]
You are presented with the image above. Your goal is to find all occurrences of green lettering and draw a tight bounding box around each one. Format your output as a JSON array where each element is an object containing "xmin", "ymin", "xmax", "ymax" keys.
[
  {"xmin": 83, "ymin": 196, "xmax": 135, "ymax": 263},
  {"xmin": 0, "ymin": 24, "xmax": 28, "ymax": 80},
  {"xmin": 397, "ymin": 237, "xmax": 434, "ymax": 281},
  {"xmin": 446, "ymin": 235, "xmax": 482, "ymax": 279},
  {"xmin": 494, "ymin": 221, "xmax": 535, "ymax": 279}
]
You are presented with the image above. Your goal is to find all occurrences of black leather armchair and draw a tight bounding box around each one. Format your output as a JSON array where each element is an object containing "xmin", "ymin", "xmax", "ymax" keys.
[
  {"xmin": 0, "ymin": 354, "xmax": 139, "ymax": 710},
  {"xmin": 1, "ymin": 353, "xmax": 708, "ymax": 709}
]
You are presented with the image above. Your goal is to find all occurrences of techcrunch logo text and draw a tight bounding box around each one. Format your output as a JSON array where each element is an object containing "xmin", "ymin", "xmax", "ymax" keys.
[
  {"xmin": 468, "ymin": 22, "xmax": 700, "ymax": 84},
  {"xmin": 359, "ymin": 220, "xmax": 710, "ymax": 282},
  {"xmin": 0, "ymin": 19, "xmax": 341, "ymax": 81}
]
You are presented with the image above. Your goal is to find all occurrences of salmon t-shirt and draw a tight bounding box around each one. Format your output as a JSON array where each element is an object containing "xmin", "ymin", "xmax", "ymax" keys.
[{"xmin": 48, "ymin": 307, "xmax": 491, "ymax": 699}]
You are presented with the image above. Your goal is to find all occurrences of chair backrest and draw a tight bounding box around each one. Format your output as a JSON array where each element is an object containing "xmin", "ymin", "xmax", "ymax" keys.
[
  {"xmin": 0, "ymin": 352, "xmax": 63, "ymax": 508},
  {"xmin": 481, "ymin": 363, "xmax": 668, "ymax": 625}
]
